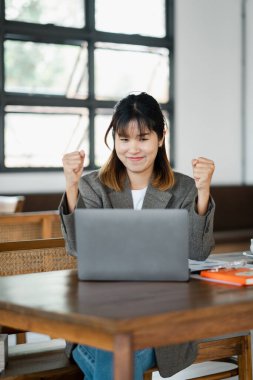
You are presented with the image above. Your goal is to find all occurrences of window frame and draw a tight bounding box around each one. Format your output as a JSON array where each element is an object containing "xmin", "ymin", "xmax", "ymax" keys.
[{"xmin": 0, "ymin": 0, "xmax": 174, "ymax": 172}]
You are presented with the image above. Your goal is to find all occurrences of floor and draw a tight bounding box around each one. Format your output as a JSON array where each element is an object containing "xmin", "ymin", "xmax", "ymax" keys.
[{"xmin": 9, "ymin": 332, "xmax": 251, "ymax": 380}]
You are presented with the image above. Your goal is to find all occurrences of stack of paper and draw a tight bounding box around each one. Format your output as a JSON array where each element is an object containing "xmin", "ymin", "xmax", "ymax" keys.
[{"xmin": 189, "ymin": 258, "xmax": 233, "ymax": 272}]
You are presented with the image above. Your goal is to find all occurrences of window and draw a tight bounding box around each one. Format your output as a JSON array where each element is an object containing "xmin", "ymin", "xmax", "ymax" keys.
[{"xmin": 0, "ymin": 0, "xmax": 174, "ymax": 171}]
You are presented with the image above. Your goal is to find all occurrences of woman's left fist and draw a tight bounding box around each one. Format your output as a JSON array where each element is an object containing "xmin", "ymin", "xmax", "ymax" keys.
[{"xmin": 192, "ymin": 157, "xmax": 215, "ymax": 192}]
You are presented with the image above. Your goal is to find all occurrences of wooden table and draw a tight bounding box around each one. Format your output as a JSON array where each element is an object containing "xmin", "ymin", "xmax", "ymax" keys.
[{"xmin": 1, "ymin": 269, "xmax": 253, "ymax": 379}]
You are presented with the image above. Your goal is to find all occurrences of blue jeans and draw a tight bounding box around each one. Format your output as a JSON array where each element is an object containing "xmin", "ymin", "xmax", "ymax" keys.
[{"xmin": 72, "ymin": 344, "xmax": 156, "ymax": 380}]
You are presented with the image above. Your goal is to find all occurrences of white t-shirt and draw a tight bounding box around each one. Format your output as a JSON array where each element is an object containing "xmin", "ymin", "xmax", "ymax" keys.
[{"xmin": 131, "ymin": 187, "xmax": 148, "ymax": 210}]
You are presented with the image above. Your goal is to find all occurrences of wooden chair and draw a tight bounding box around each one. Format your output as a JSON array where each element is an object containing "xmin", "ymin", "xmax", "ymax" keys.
[
  {"xmin": 0, "ymin": 211, "xmax": 62, "ymax": 243},
  {"xmin": 0, "ymin": 195, "xmax": 25, "ymax": 213},
  {"xmin": 0, "ymin": 211, "xmax": 64, "ymax": 344},
  {"xmin": 0, "ymin": 236, "xmax": 65, "ymax": 345},
  {"xmin": 0, "ymin": 238, "xmax": 75, "ymax": 276},
  {"xmin": 144, "ymin": 333, "xmax": 252, "ymax": 380},
  {"xmin": 0, "ymin": 238, "xmax": 82, "ymax": 379}
]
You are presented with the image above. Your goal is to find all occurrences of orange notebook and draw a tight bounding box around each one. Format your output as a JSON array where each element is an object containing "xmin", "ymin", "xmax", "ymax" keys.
[{"xmin": 200, "ymin": 267, "xmax": 253, "ymax": 286}]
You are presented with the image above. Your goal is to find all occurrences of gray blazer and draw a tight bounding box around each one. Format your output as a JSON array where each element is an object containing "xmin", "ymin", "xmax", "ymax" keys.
[{"xmin": 59, "ymin": 170, "xmax": 215, "ymax": 378}]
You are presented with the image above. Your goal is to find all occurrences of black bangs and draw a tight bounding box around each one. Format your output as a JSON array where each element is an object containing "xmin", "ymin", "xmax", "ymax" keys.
[
  {"xmin": 104, "ymin": 92, "xmax": 165, "ymax": 148},
  {"xmin": 115, "ymin": 115, "xmax": 155, "ymax": 137}
]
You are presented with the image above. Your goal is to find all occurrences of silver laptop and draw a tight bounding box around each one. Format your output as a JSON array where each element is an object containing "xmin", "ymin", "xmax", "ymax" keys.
[{"xmin": 74, "ymin": 209, "xmax": 189, "ymax": 281}]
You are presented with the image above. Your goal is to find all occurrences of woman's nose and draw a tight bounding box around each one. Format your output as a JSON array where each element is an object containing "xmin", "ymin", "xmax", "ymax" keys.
[{"xmin": 128, "ymin": 140, "xmax": 140, "ymax": 153}]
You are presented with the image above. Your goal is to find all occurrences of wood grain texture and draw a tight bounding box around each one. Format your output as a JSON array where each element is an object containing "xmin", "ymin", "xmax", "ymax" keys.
[
  {"xmin": 0, "ymin": 238, "xmax": 65, "ymax": 252},
  {"xmin": 1, "ymin": 269, "xmax": 253, "ymax": 379},
  {"xmin": 0, "ymin": 270, "xmax": 253, "ymax": 349}
]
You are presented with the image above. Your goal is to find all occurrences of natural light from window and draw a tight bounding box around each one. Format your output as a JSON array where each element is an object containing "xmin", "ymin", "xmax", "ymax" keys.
[{"xmin": 3, "ymin": 0, "xmax": 170, "ymax": 169}]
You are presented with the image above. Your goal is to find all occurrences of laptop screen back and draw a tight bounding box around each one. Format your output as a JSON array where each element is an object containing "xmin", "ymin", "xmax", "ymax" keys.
[{"xmin": 74, "ymin": 209, "xmax": 189, "ymax": 281}]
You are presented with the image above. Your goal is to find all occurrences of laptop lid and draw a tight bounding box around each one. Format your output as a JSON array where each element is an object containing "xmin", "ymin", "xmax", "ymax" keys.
[{"xmin": 74, "ymin": 209, "xmax": 189, "ymax": 281}]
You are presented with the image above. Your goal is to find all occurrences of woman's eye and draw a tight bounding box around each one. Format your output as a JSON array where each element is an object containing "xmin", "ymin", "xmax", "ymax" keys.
[
  {"xmin": 140, "ymin": 138, "xmax": 148, "ymax": 141},
  {"xmin": 120, "ymin": 138, "xmax": 128, "ymax": 142}
]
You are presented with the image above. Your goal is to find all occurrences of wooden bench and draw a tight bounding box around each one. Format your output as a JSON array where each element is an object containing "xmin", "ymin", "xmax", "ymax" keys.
[
  {"xmin": 3, "ymin": 185, "xmax": 253, "ymax": 253},
  {"xmin": 0, "ymin": 211, "xmax": 62, "ymax": 243},
  {"xmin": 211, "ymin": 186, "xmax": 253, "ymax": 253},
  {"xmin": 8, "ymin": 186, "xmax": 253, "ymax": 253}
]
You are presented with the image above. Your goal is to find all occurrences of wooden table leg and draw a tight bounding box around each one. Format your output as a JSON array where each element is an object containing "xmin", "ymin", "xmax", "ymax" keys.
[{"xmin": 114, "ymin": 334, "xmax": 133, "ymax": 380}]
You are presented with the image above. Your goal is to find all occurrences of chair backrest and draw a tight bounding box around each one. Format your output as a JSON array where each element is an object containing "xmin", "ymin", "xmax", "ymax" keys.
[
  {"xmin": 0, "ymin": 195, "xmax": 25, "ymax": 213},
  {"xmin": 144, "ymin": 334, "xmax": 252, "ymax": 380},
  {"xmin": 0, "ymin": 211, "xmax": 62, "ymax": 242},
  {"xmin": 0, "ymin": 238, "xmax": 76, "ymax": 275}
]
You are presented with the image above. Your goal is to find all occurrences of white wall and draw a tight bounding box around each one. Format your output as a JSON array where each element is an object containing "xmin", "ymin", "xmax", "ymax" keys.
[
  {"xmin": 246, "ymin": 0, "xmax": 253, "ymax": 182},
  {"xmin": 174, "ymin": 0, "xmax": 242, "ymax": 184},
  {"xmin": 0, "ymin": 0, "xmax": 252, "ymax": 193},
  {"xmin": 0, "ymin": 172, "xmax": 66, "ymax": 194}
]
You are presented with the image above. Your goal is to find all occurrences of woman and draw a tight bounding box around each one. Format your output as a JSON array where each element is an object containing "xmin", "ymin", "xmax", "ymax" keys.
[{"xmin": 59, "ymin": 92, "xmax": 215, "ymax": 380}]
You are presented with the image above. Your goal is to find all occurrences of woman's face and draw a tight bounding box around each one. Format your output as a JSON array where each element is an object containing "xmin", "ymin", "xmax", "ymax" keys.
[{"xmin": 115, "ymin": 120, "xmax": 163, "ymax": 179}]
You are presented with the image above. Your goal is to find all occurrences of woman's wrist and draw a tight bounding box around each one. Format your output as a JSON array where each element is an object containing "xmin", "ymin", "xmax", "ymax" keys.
[
  {"xmin": 66, "ymin": 185, "xmax": 79, "ymax": 213},
  {"xmin": 196, "ymin": 189, "xmax": 210, "ymax": 216}
]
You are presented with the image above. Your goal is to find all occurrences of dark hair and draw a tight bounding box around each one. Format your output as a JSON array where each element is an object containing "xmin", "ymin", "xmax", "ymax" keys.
[{"xmin": 99, "ymin": 92, "xmax": 174, "ymax": 191}]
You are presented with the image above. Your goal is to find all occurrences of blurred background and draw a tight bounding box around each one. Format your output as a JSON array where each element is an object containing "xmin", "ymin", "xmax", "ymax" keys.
[
  {"xmin": 0, "ymin": 3, "xmax": 253, "ymax": 378},
  {"xmin": 0, "ymin": 0, "xmax": 252, "ymax": 195}
]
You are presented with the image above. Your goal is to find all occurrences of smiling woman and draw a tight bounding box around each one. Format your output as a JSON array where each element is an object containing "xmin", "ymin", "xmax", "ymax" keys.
[{"xmin": 59, "ymin": 92, "xmax": 216, "ymax": 380}]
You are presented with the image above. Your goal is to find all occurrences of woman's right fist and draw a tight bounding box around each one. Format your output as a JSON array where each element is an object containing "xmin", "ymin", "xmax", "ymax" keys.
[{"xmin": 62, "ymin": 150, "xmax": 85, "ymax": 188}]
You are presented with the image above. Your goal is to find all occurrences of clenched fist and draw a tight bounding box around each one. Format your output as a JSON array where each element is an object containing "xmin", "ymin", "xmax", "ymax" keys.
[
  {"xmin": 62, "ymin": 150, "xmax": 85, "ymax": 212},
  {"xmin": 192, "ymin": 157, "xmax": 215, "ymax": 193},
  {"xmin": 62, "ymin": 150, "xmax": 85, "ymax": 189},
  {"xmin": 192, "ymin": 157, "xmax": 215, "ymax": 215}
]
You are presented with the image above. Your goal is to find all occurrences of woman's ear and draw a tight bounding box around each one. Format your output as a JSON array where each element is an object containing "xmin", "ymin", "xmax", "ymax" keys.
[{"xmin": 158, "ymin": 130, "xmax": 166, "ymax": 147}]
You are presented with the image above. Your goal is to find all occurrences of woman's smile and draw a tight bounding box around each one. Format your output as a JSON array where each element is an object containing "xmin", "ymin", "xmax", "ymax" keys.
[{"xmin": 127, "ymin": 156, "xmax": 144, "ymax": 162}]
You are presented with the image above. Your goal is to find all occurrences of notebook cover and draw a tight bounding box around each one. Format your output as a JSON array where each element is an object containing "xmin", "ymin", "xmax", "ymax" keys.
[{"xmin": 200, "ymin": 267, "xmax": 253, "ymax": 286}]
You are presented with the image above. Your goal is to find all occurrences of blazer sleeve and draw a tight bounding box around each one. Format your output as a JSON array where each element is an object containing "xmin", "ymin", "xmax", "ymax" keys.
[
  {"xmin": 59, "ymin": 176, "xmax": 103, "ymax": 256},
  {"xmin": 181, "ymin": 183, "xmax": 215, "ymax": 261}
]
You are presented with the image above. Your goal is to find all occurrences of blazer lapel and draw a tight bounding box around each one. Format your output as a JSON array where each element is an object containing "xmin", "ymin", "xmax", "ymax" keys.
[
  {"xmin": 142, "ymin": 185, "xmax": 173, "ymax": 209},
  {"xmin": 108, "ymin": 179, "xmax": 173, "ymax": 209},
  {"xmin": 108, "ymin": 187, "xmax": 133, "ymax": 209}
]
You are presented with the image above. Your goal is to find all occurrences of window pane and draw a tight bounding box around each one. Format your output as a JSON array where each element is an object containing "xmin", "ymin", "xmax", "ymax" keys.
[
  {"xmin": 5, "ymin": 107, "xmax": 89, "ymax": 168},
  {"xmin": 96, "ymin": 0, "xmax": 165, "ymax": 37},
  {"xmin": 95, "ymin": 43, "xmax": 169, "ymax": 103},
  {"xmin": 5, "ymin": 0, "xmax": 85, "ymax": 28},
  {"xmin": 5, "ymin": 40, "xmax": 88, "ymax": 98},
  {"xmin": 95, "ymin": 111, "xmax": 114, "ymax": 167}
]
